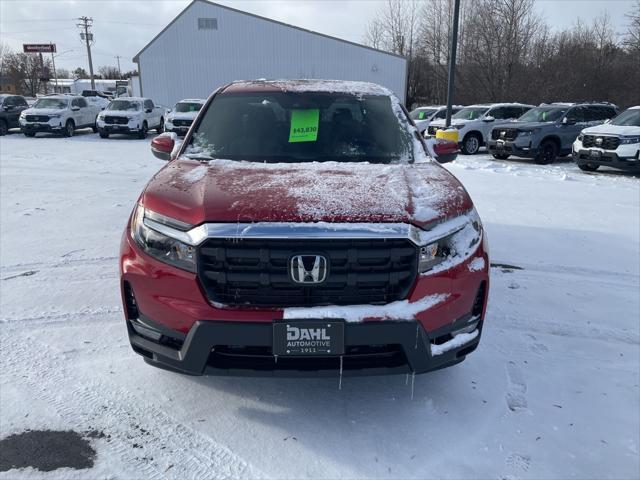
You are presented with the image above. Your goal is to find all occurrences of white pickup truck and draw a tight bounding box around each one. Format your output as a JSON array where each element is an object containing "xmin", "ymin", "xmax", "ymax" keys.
[
  {"xmin": 19, "ymin": 95, "xmax": 101, "ymax": 137},
  {"xmin": 96, "ymin": 97, "xmax": 165, "ymax": 139}
]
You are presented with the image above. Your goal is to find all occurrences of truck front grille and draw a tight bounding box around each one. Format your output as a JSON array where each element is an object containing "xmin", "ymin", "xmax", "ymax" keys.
[
  {"xmin": 197, "ymin": 238, "xmax": 419, "ymax": 307},
  {"xmin": 25, "ymin": 115, "xmax": 49, "ymax": 122},
  {"xmin": 173, "ymin": 119, "xmax": 192, "ymax": 127},
  {"xmin": 104, "ymin": 116, "xmax": 129, "ymax": 125},
  {"xmin": 491, "ymin": 128, "xmax": 518, "ymax": 140},
  {"xmin": 582, "ymin": 135, "xmax": 620, "ymax": 150}
]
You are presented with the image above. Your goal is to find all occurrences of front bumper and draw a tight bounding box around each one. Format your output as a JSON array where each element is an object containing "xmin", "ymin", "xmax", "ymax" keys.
[
  {"xmin": 120, "ymin": 227, "xmax": 490, "ymax": 376},
  {"xmin": 128, "ymin": 312, "xmax": 483, "ymax": 376},
  {"xmin": 573, "ymin": 142, "xmax": 640, "ymax": 171},
  {"xmin": 20, "ymin": 120, "xmax": 64, "ymax": 133},
  {"xmin": 487, "ymin": 139, "xmax": 537, "ymax": 158},
  {"xmin": 97, "ymin": 119, "xmax": 141, "ymax": 134},
  {"xmin": 164, "ymin": 123, "xmax": 190, "ymax": 136}
]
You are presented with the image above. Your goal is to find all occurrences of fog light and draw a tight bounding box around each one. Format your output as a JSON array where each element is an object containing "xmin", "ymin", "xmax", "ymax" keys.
[
  {"xmin": 452, "ymin": 318, "xmax": 479, "ymax": 337},
  {"xmin": 130, "ymin": 318, "xmax": 162, "ymax": 341}
]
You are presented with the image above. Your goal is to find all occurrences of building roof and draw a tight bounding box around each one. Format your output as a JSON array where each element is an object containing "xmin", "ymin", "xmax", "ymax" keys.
[{"xmin": 132, "ymin": 0, "xmax": 405, "ymax": 63}]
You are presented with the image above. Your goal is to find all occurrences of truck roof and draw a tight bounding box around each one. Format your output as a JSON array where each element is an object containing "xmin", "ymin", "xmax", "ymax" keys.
[{"xmin": 221, "ymin": 79, "xmax": 393, "ymax": 96}]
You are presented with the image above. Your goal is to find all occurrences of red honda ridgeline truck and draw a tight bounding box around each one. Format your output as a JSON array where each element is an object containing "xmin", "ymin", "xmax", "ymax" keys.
[{"xmin": 120, "ymin": 80, "xmax": 489, "ymax": 377}]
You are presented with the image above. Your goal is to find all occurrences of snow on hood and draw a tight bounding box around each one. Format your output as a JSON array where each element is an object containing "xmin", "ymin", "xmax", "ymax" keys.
[
  {"xmin": 283, "ymin": 293, "xmax": 449, "ymax": 322},
  {"xmin": 233, "ymin": 79, "xmax": 393, "ymax": 97},
  {"xmin": 581, "ymin": 123, "xmax": 640, "ymax": 136},
  {"xmin": 168, "ymin": 111, "xmax": 199, "ymax": 121},
  {"xmin": 430, "ymin": 118, "xmax": 472, "ymax": 127},
  {"xmin": 102, "ymin": 110, "xmax": 140, "ymax": 117},
  {"xmin": 143, "ymin": 158, "xmax": 472, "ymax": 227},
  {"xmin": 23, "ymin": 108, "xmax": 66, "ymax": 116}
]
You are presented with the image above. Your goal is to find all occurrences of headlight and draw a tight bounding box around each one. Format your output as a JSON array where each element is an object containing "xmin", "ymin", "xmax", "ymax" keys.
[
  {"xmin": 578, "ymin": 133, "xmax": 584, "ymax": 141},
  {"xmin": 452, "ymin": 124, "xmax": 465, "ymax": 130},
  {"xmin": 416, "ymin": 208, "xmax": 483, "ymax": 273},
  {"xmin": 519, "ymin": 128, "xmax": 540, "ymax": 136},
  {"xmin": 620, "ymin": 136, "xmax": 640, "ymax": 145},
  {"xmin": 97, "ymin": 114, "xmax": 105, "ymax": 120},
  {"xmin": 130, "ymin": 205, "xmax": 196, "ymax": 272},
  {"xmin": 19, "ymin": 112, "xmax": 26, "ymax": 119}
]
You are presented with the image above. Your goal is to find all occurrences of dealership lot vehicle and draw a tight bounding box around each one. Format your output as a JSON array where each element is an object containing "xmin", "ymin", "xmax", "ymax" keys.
[
  {"xmin": 19, "ymin": 94, "xmax": 100, "ymax": 137},
  {"xmin": 573, "ymin": 106, "xmax": 640, "ymax": 172},
  {"xmin": 488, "ymin": 102, "xmax": 619, "ymax": 164},
  {"xmin": 427, "ymin": 103, "xmax": 533, "ymax": 154},
  {"xmin": 0, "ymin": 94, "xmax": 29, "ymax": 135},
  {"xmin": 164, "ymin": 98, "xmax": 205, "ymax": 136},
  {"xmin": 123, "ymin": 80, "xmax": 489, "ymax": 376},
  {"xmin": 96, "ymin": 97, "xmax": 164, "ymax": 139},
  {"xmin": 410, "ymin": 105, "xmax": 462, "ymax": 134}
]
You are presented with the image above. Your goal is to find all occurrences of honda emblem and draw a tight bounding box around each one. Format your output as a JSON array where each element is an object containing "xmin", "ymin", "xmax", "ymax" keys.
[{"xmin": 290, "ymin": 255, "xmax": 328, "ymax": 284}]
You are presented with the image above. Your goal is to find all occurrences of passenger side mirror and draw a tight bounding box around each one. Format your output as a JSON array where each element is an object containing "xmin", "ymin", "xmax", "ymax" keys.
[
  {"xmin": 146, "ymin": 108, "xmax": 152, "ymax": 113},
  {"xmin": 562, "ymin": 117, "xmax": 576, "ymax": 125},
  {"xmin": 151, "ymin": 133, "xmax": 175, "ymax": 161},
  {"xmin": 483, "ymin": 115, "xmax": 495, "ymax": 122},
  {"xmin": 4, "ymin": 105, "xmax": 14, "ymax": 111}
]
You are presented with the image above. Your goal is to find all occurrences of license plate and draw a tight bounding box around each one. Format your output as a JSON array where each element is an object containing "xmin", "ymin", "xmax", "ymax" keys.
[
  {"xmin": 590, "ymin": 150, "xmax": 602, "ymax": 158},
  {"xmin": 273, "ymin": 321, "xmax": 344, "ymax": 356}
]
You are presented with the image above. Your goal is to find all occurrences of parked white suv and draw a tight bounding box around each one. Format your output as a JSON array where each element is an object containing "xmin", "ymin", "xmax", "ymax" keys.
[
  {"xmin": 164, "ymin": 98, "xmax": 205, "ymax": 136},
  {"xmin": 19, "ymin": 95, "xmax": 100, "ymax": 137},
  {"xmin": 96, "ymin": 97, "xmax": 165, "ymax": 139},
  {"xmin": 573, "ymin": 106, "xmax": 640, "ymax": 173},
  {"xmin": 427, "ymin": 103, "xmax": 534, "ymax": 154},
  {"xmin": 409, "ymin": 105, "xmax": 463, "ymax": 134}
]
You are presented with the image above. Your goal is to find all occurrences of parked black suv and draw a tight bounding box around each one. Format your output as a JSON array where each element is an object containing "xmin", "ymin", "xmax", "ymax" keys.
[
  {"xmin": 0, "ymin": 94, "xmax": 29, "ymax": 135},
  {"xmin": 487, "ymin": 102, "xmax": 619, "ymax": 164}
]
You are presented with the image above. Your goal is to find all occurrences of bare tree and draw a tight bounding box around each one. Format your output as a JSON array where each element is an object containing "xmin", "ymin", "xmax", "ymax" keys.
[
  {"xmin": 4, "ymin": 52, "xmax": 53, "ymax": 96},
  {"xmin": 98, "ymin": 65, "xmax": 120, "ymax": 79}
]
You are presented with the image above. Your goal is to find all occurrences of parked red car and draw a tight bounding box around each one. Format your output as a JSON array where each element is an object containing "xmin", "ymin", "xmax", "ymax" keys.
[{"xmin": 120, "ymin": 80, "xmax": 489, "ymax": 376}]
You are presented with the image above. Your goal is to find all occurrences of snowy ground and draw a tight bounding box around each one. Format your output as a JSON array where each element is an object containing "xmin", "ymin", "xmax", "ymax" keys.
[{"xmin": 1, "ymin": 130, "xmax": 639, "ymax": 480}]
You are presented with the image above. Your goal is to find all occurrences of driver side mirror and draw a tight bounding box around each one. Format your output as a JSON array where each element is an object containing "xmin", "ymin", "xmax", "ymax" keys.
[
  {"xmin": 146, "ymin": 108, "xmax": 152, "ymax": 113},
  {"xmin": 483, "ymin": 115, "xmax": 495, "ymax": 122},
  {"xmin": 562, "ymin": 117, "xmax": 576, "ymax": 125},
  {"xmin": 150, "ymin": 133, "xmax": 175, "ymax": 161},
  {"xmin": 4, "ymin": 105, "xmax": 14, "ymax": 111},
  {"xmin": 71, "ymin": 106, "xmax": 80, "ymax": 111}
]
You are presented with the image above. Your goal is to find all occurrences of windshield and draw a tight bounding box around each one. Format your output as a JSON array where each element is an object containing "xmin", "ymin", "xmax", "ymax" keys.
[
  {"xmin": 410, "ymin": 108, "xmax": 436, "ymax": 120},
  {"xmin": 107, "ymin": 100, "xmax": 141, "ymax": 111},
  {"xmin": 33, "ymin": 98, "xmax": 68, "ymax": 109},
  {"xmin": 175, "ymin": 102, "xmax": 203, "ymax": 113},
  {"xmin": 453, "ymin": 107, "xmax": 489, "ymax": 120},
  {"xmin": 610, "ymin": 109, "xmax": 640, "ymax": 126},
  {"xmin": 518, "ymin": 107, "xmax": 567, "ymax": 123},
  {"xmin": 186, "ymin": 92, "xmax": 413, "ymax": 164}
]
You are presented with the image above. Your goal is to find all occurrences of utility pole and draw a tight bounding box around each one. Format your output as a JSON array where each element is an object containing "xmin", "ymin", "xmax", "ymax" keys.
[
  {"xmin": 115, "ymin": 55, "xmax": 122, "ymax": 78},
  {"xmin": 445, "ymin": 0, "xmax": 461, "ymax": 128},
  {"xmin": 77, "ymin": 16, "xmax": 95, "ymax": 90},
  {"xmin": 50, "ymin": 43, "xmax": 58, "ymax": 92}
]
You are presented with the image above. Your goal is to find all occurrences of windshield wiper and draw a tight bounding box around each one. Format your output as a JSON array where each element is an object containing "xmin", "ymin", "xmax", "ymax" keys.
[{"xmin": 184, "ymin": 153, "xmax": 215, "ymax": 162}]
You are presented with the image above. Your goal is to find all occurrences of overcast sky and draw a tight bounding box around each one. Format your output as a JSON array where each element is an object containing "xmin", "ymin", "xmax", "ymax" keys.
[{"xmin": 1, "ymin": 0, "xmax": 636, "ymax": 75}]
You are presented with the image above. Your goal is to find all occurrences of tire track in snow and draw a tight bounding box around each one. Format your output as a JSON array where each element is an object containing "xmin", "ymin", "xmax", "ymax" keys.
[
  {"xmin": 0, "ymin": 332, "xmax": 265, "ymax": 480},
  {"xmin": 0, "ymin": 255, "xmax": 118, "ymax": 274}
]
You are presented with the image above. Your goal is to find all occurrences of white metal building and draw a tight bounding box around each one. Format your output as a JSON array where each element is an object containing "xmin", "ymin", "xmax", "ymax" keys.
[{"xmin": 132, "ymin": 0, "xmax": 407, "ymax": 107}]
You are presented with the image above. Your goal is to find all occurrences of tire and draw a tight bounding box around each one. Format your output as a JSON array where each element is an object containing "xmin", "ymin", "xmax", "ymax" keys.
[
  {"xmin": 23, "ymin": 131, "xmax": 36, "ymax": 138},
  {"xmin": 99, "ymin": 131, "xmax": 109, "ymax": 139},
  {"xmin": 492, "ymin": 153, "xmax": 510, "ymax": 160},
  {"xmin": 92, "ymin": 125, "xmax": 98, "ymax": 133},
  {"xmin": 535, "ymin": 140, "xmax": 558, "ymax": 164},
  {"xmin": 461, "ymin": 133, "xmax": 481, "ymax": 155},
  {"xmin": 63, "ymin": 120, "xmax": 75, "ymax": 138},
  {"xmin": 156, "ymin": 118, "xmax": 164, "ymax": 133},
  {"xmin": 578, "ymin": 163, "xmax": 600, "ymax": 172},
  {"xmin": 0, "ymin": 120, "xmax": 7, "ymax": 136},
  {"xmin": 138, "ymin": 121, "xmax": 148, "ymax": 139}
]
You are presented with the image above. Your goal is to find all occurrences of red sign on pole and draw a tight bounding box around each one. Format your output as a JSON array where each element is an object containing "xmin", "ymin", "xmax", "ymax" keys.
[{"xmin": 23, "ymin": 44, "xmax": 56, "ymax": 53}]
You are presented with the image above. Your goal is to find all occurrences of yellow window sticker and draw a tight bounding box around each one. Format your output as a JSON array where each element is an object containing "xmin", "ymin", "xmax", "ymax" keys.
[{"xmin": 289, "ymin": 109, "xmax": 319, "ymax": 143}]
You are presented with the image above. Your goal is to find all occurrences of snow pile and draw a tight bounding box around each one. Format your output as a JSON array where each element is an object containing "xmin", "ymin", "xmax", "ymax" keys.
[
  {"xmin": 284, "ymin": 293, "xmax": 449, "ymax": 322},
  {"xmin": 181, "ymin": 164, "xmax": 208, "ymax": 183},
  {"xmin": 430, "ymin": 329, "xmax": 479, "ymax": 356}
]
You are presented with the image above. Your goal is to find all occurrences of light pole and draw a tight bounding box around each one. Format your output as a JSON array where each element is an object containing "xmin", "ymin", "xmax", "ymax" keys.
[
  {"xmin": 445, "ymin": 0, "xmax": 461, "ymax": 128},
  {"xmin": 51, "ymin": 49, "xmax": 73, "ymax": 92}
]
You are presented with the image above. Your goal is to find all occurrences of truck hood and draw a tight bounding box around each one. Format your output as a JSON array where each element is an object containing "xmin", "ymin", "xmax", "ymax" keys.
[
  {"xmin": 102, "ymin": 111, "xmax": 140, "ymax": 117},
  {"xmin": 430, "ymin": 118, "xmax": 474, "ymax": 128},
  {"xmin": 141, "ymin": 159, "xmax": 473, "ymax": 228},
  {"xmin": 493, "ymin": 121, "xmax": 552, "ymax": 131},
  {"xmin": 581, "ymin": 123, "xmax": 640, "ymax": 136},
  {"xmin": 23, "ymin": 108, "xmax": 66, "ymax": 116},
  {"xmin": 168, "ymin": 111, "xmax": 199, "ymax": 121}
]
